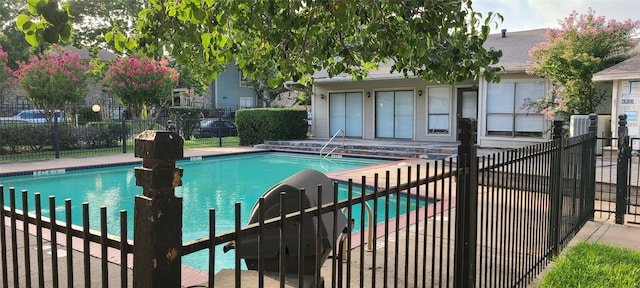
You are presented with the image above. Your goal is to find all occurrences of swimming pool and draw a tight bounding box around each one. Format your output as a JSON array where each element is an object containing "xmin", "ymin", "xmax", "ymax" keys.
[{"xmin": 0, "ymin": 151, "xmax": 426, "ymax": 271}]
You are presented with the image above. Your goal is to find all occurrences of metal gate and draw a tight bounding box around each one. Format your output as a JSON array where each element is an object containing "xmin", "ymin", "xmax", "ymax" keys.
[
  {"xmin": 623, "ymin": 135, "xmax": 640, "ymax": 224},
  {"xmin": 596, "ymin": 114, "xmax": 640, "ymax": 224}
]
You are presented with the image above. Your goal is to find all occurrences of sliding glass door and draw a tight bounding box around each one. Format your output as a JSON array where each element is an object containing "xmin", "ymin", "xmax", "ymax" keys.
[
  {"xmin": 375, "ymin": 90, "xmax": 414, "ymax": 139},
  {"xmin": 329, "ymin": 92, "xmax": 363, "ymax": 137}
]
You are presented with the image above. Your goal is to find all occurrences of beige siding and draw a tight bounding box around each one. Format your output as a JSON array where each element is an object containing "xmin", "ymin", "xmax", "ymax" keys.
[
  {"xmin": 314, "ymin": 78, "xmax": 477, "ymax": 142},
  {"xmin": 313, "ymin": 72, "xmax": 553, "ymax": 148}
]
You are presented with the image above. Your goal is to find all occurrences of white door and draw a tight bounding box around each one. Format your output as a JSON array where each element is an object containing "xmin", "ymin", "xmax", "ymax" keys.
[
  {"xmin": 329, "ymin": 92, "xmax": 363, "ymax": 137},
  {"xmin": 239, "ymin": 97, "xmax": 253, "ymax": 108},
  {"xmin": 457, "ymin": 89, "xmax": 478, "ymax": 120},
  {"xmin": 375, "ymin": 90, "xmax": 414, "ymax": 139}
]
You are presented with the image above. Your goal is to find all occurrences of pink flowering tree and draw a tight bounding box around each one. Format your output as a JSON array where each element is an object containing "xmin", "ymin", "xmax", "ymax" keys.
[
  {"xmin": 102, "ymin": 56, "xmax": 179, "ymax": 120},
  {"xmin": 0, "ymin": 45, "xmax": 13, "ymax": 97},
  {"xmin": 521, "ymin": 86, "xmax": 570, "ymax": 121},
  {"xmin": 14, "ymin": 45, "xmax": 92, "ymax": 120},
  {"xmin": 526, "ymin": 8, "xmax": 640, "ymax": 117}
]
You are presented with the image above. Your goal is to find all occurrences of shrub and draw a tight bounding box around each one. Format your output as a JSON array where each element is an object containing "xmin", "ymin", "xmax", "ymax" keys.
[
  {"xmin": 77, "ymin": 106, "xmax": 103, "ymax": 125},
  {"xmin": 83, "ymin": 122, "xmax": 122, "ymax": 148},
  {"xmin": 236, "ymin": 108, "xmax": 308, "ymax": 145},
  {"xmin": 0, "ymin": 123, "xmax": 53, "ymax": 153},
  {"xmin": 168, "ymin": 106, "xmax": 201, "ymax": 139}
]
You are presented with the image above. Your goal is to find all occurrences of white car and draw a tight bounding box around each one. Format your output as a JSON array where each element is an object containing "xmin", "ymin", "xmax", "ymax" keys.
[
  {"xmin": 0, "ymin": 117, "xmax": 29, "ymax": 124},
  {"xmin": 14, "ymin": 109, "xmax": 67, "ymax": 123}
]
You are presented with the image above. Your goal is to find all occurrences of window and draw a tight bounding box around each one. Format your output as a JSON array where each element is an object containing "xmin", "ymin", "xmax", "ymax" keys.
[
  {"xmin": 427, "ymin": 87, "xmax": 450, "ymax": 134},
  {"xmin": 239, "ymin": 97, "xmax": 253, "ymax": 108},
  {"xmin": 486, "ymin": 81, "xmax": 545, "ymax": 137}
]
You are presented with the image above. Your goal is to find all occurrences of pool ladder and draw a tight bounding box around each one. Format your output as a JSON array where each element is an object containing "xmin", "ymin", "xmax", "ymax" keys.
[
  {"xmin": 340, "ymin": 201, "xmax": 375, "ymax": 262},
  {"xmin": 320, "ymin": 129, "xmax": 345, "ymax": 158}
]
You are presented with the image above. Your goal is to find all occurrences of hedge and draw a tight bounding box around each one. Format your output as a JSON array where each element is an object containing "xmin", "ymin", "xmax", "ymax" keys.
[{"xmin": 236, "ymin": 108, "xmax": 308, "ymax": 146}]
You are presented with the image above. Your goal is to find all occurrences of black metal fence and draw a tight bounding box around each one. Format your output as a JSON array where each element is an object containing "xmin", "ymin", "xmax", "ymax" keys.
[
  {"xmin": 0, "ymin": 187, "xmax": 132, "ymax": 287},
  {"xmin": 0, "ymin": 117, "xmax": 597, "ymax": 287},
  {"xmin": 472, "ymin": 119, "xmax": 596, "ymax": 287},
  {"xmin": 0, "ymin": 105, "xmax": 241, "ymax": 162},
  {"xmin": 594, "ymin": 114, "xmax": 640, "ymax": 224}
]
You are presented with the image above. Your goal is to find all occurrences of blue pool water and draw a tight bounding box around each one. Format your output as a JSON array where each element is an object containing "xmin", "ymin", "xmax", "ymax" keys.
[{"xmin": 0, "ymin": 152, "xmax": 426, "ymax": 272}]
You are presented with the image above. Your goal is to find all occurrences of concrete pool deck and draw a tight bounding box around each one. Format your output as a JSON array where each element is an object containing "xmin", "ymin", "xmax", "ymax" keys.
[
  {"xmin": 0, "ymin": 146, "xmax": 263, "ymax": 176},
  {"xmin": 1, "ymin": 145, "xmax": 639, "ymax": 287}
]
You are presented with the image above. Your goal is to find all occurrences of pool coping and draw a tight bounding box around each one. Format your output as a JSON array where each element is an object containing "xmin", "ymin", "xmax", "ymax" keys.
[
  {"xmin": 0, "ymin": 148, "xmax": 266, "ymax": 178},
  {"xmin": 0, "ymin": 148, "xmax": 408, "ymax": 178}
]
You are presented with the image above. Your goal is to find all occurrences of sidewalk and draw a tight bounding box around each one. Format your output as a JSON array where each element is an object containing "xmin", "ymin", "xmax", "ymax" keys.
[{"xmin": 580, "ymin": 215, "xmax": 640, "ymax": 250}]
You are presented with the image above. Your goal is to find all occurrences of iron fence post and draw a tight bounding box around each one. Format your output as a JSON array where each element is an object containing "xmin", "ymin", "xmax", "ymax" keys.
[
  {"xmin": 586, "ymin": 114, "xmax": 598, "ymax": 220},
  {"xmin": 121, "ymin": 107, "xmax": 127, "ymax": 153},
  {"xmin": 550, "ymin": 120, "xmax": 564, "ymax": 256},
  {"xmin": 133, "ymin": 130, "xmax": 184, "ymax": 288},
  {"xmin": 54, "ymin": 116, "xmax": 60, "ymax": 158},
  {"xmin": 616, "ymin": 114, "xmax": 629, "ymax": 224},
  {"xmin": 454, "ymin": 118, "xmax": 478, "ymax": 288},
  {"xmin": 218, "ymin": 117, "xmax": 223, "ymax": 147},
  {"xmin": 175, "ymin": 116, "xmax": 181, "ymax": 138}
]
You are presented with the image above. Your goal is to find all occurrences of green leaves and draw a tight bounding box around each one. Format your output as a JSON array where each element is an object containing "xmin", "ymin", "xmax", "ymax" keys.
[
  {"xmin": 529, "ymin": 9, "xmax": 640, "ymax": 114},
  {"xmin": 16, "ymin": 14, "xmax": 32, "ymax": 30},
  {"xmin": 121, "ymin": 0, "xmax": 504, "ymax": 85},
  {"xmin": 105, "ymin": 31, "xmax": 137, "ymax": 52},
  {"xmin": 26, "ymin": 0, "xmax": 39, "ymax": 15},
  {"xmin": 16, "ymin": 0, "xmax": 74, "ymax": 47},
  {"xmin": 201, "ymin": 33, "xmax": 211, "ymax": 49},
  {"xmin": 113, "ymin": 33, "xmax": 126, "ymax": 51}
]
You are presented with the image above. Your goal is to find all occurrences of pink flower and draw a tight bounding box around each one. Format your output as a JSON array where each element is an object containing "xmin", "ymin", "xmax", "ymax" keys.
[
  {"xmin": 102, "ymin": 55, "xmax": 179, "ymax": 113},
  {"xmin": 0, "ymin": 45, "xmax": 13, "ymax": 87},
  {"xmin": 13, "ymin": 45, "xmax": 92, "ymax": 106}
]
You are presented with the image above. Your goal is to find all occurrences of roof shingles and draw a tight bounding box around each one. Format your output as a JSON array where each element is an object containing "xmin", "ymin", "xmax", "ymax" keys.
[{"xmin": 313, "ymin": 28, "xmax": 548, "ymax": 81}]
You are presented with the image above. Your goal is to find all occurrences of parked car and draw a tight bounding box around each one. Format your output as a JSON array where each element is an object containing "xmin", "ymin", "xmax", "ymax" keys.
[
  {"xmin": 193, "ymin": 120, "xmax": 238, "ymax": 138},
  {"xmin": 0, "ymin": 117, "xmax": 29, "ymax": 124},
  {"xmin": 14, "ymin": 109, "xmax": 68, "ymax": 123}
]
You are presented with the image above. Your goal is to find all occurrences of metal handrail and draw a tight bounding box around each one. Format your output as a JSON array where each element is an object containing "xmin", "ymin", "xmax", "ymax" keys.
[
  {"xmin": 320, "ymin": 129, "xmax": 345, "ymax": 158},
  {"xmin": 341, "ymin": 200, "xmax": 375, "ymax": 262}
]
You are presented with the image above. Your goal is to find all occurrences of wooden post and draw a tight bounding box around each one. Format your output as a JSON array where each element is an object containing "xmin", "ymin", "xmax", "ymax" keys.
[{"xmin": 133, "ymin": 130, "xmax": 184, "ymax": 288}]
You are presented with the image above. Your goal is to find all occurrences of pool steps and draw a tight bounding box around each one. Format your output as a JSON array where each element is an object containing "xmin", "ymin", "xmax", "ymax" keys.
[{"xmin": 255, "ymin": 140, "xmax": 458, "ymax": 160}]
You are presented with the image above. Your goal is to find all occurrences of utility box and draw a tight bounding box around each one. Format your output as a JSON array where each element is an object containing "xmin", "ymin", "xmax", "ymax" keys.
[{"xmin": 570, "ymin": 115, "xmax": 612, "ymax": 154}]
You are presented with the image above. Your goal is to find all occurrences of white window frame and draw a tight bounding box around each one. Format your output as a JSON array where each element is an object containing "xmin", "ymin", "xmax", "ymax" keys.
[
  {"xmin": 486, "ymin": 80, "xmax": 546, "ymax": 137},
  {"xmin": 427, "ymin": 86, "xmax": 451, "ymax": 134},
  {"xmin": 239, "ymin": 97, "xmax": 253, "ymax": 108}
]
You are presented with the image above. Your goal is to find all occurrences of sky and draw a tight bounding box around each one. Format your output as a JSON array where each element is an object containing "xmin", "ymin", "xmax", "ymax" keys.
[{"xmin": 472, "ymin": 0, "xmax": 640, "ymax": 32}]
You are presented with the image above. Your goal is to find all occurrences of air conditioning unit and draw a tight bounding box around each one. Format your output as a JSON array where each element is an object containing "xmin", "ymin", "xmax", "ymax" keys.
[
  {"xmin": 569, "ymin": 115, "xmax": 589, "ymax": 136},
  {"xmin": 569, "ymin": 115, "xmax": 611, "ymax": 154}
]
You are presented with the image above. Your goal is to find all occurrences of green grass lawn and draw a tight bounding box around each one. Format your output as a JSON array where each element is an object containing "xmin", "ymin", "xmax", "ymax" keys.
[
  {"xmin": 539, "ymin": 242, "xmax": 640, "ymax": 288},
  {"xmin": 183, "ymin": 136, "xmax": 240, "ymax": 148},
  {"xmin": 0, "ymin": 137, "xmax": 242, "ymax": 163}
]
